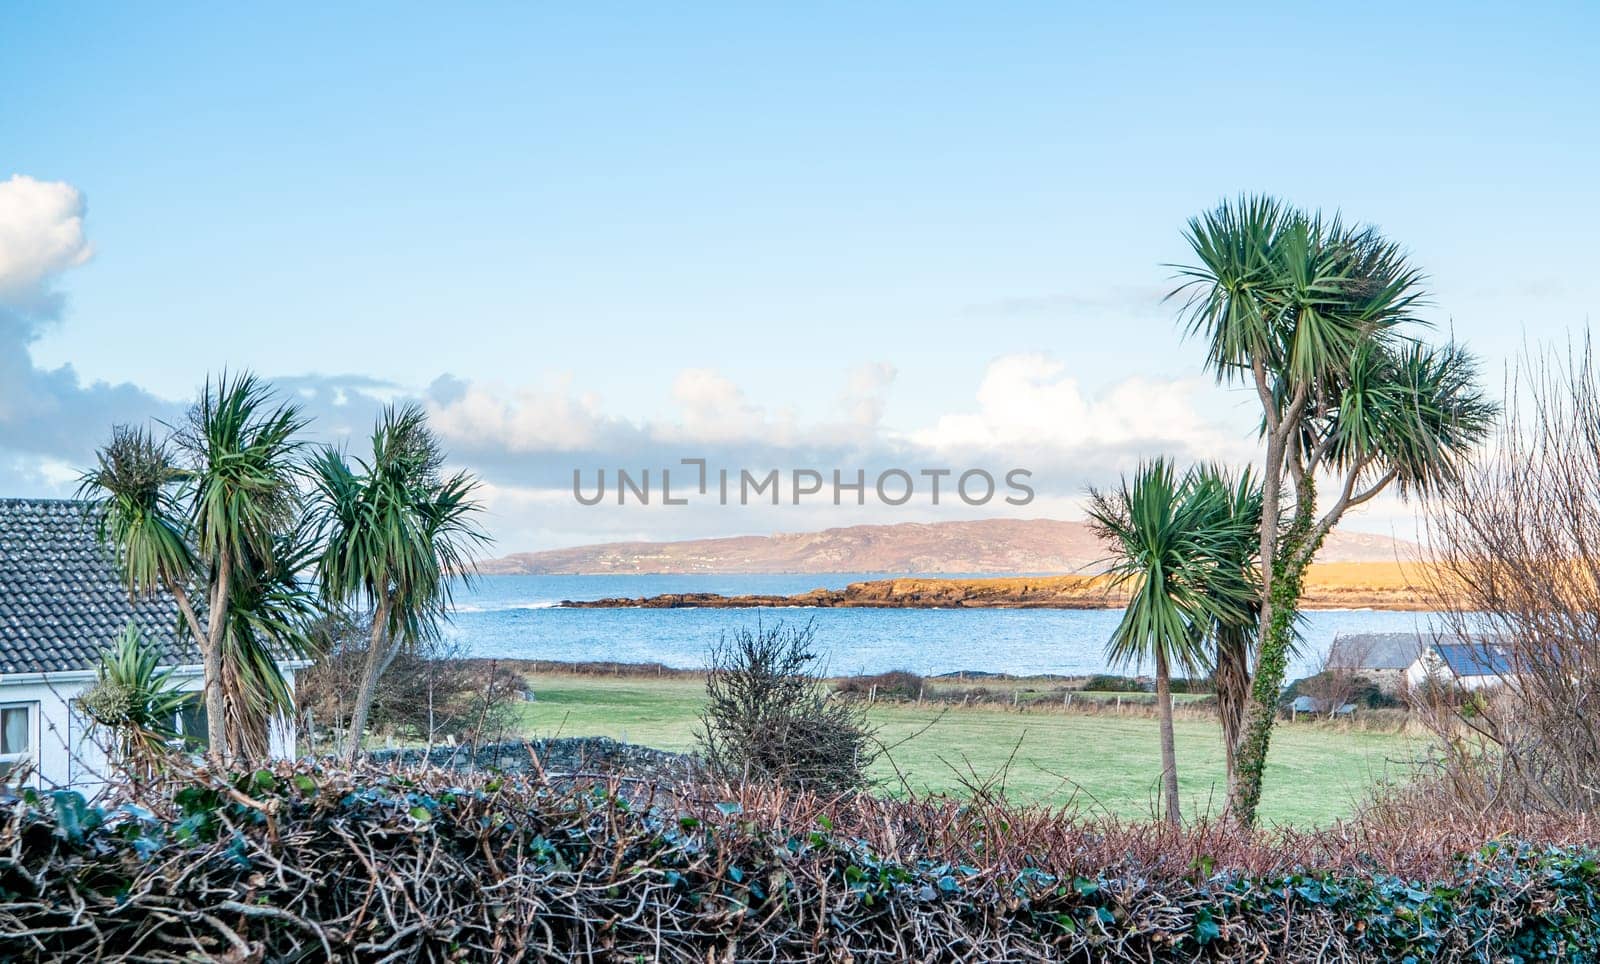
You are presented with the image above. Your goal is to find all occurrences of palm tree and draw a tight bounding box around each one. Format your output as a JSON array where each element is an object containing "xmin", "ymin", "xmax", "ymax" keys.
[
  {"xmin": 1088, "ymin": 460, "xmax": 1258, "ymax": 826},
  {"xmin": 311, "ymin": 404, "xmax": 487, "ymax": 762},
  {"xmin": 1173, "ymin": 196, "xmax": 1496, "ymax": 823},
  {"xmin": 1190, "ymin": 466, "xmax": 1264, "ymax": 794},
  {"xmin": 81, "ymin": 373, "xmax": 311, "ymax": 762},
  {"xmin": 79, "ymin": 425, "xmax": 207, "ymax": 644}
]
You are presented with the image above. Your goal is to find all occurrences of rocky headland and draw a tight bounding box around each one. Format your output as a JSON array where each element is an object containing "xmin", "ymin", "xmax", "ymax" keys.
[{"xmin": 562, "ymin": 565, "xmax": 1432, "ymax": 611}]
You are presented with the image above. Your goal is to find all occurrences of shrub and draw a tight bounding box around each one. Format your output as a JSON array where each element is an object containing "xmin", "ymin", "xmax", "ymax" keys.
[
  {"xmin": 833, "ymin": 670, "xmax": 926, "ymax": 701},
  {"xmin": 1417, "ymin": 344, "xmax": 1600, "ymax": 817},
  {"xmin": 1081, "ymin": 674, "xmax": 1148, "ymax": 693},
  {"xmin": 1283, "ymin": 673, "xmax": 1403, "ymax": 711},
  {"xmin": 697, "ymin": 621, "xmax": 877, "ymax": 792}
]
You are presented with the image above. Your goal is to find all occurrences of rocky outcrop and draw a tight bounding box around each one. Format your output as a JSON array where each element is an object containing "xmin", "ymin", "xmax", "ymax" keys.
[
  {"xmin": 561, "ymin": 576, "xmax": 1119, "ymax": 610},
  {"xmin": 562, "ymin": 568, "xmax": 1432, "ymax": 611}
]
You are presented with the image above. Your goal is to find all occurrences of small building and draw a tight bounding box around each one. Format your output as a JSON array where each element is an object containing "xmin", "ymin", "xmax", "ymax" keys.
[
  {"xmin": 0, "ymin": 498, "xmax": 307, "ymax": 791},
  {"xmin": 1289, "ymin": 694, "xmax": 1355, "ymax": 716},
  {"xmin": 1324, "ymin": 632, "xmax": 1428, "ymax": 693},
  {"xmin": 1405, "ymin": 639, "xmax": 1515, "ymax": 692}
]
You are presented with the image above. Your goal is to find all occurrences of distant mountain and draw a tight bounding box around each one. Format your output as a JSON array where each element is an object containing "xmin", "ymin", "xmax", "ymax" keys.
[{"xmin": 475, "ymin": 519, "xmax": 1416, "ymax": 575}]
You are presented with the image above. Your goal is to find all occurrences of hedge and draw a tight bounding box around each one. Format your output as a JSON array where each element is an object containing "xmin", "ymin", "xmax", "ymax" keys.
[{"xmin": 2, "ymin": 763, "xmax": 1597, "ymax": 961}]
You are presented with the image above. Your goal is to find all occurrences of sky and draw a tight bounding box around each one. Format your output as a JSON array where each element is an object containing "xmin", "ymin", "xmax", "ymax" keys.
[{"xmin": 3, "ymin": 2, "xmax": 1597, "ymax": 552}]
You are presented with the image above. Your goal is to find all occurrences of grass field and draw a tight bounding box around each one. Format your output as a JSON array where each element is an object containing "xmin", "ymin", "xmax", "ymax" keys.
[{"xmin": 514, "ymin": 674, "xmax": 1424, "ymax": 826}]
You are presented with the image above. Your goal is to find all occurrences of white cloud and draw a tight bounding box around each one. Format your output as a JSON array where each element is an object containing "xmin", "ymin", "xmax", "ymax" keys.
[
  {"xmin": 425, "ymin": 374, "xmax": 625, "ymax": 453},
  {"xmin": 837, "ymin": 361, "xmax": 896, "ymax": 433},
  {"xmin": 0, "ymin": 174, "xmax": 93, "ymax": 314},
  {"xmin": 908, "ymin": 353, "xmax": 1235, "ymax": 456},
  {"xmin": 0, "ymin": 174, "xmax": 176, "ymax": 496},
  {"xmin": 658, "ymin": 369, "xmax": 776, "ymax": 444}
]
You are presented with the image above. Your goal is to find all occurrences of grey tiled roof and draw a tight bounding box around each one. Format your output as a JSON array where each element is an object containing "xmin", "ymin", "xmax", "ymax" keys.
[
  {"xmin": 0, "ymin": 498, "xmax": 199, "ymax": 674},
  {"xmin": 1328, "ymin": 632, "xmax": 1428, "ymax": 670}
]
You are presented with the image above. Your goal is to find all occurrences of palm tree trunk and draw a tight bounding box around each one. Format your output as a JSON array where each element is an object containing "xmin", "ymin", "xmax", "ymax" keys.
[
  {"xmin": 1214, "ymin": 627, "xmax": 1250, "ymax": 797},
  {"xmin": 170, "ymin": 583, "xmax": 207, "ymax": 654},
  {"xmin": 1155, "ymin": 647, "xmax": 1181, "ymax": 827},
  {"xmin": 202, "ymin": 552, "xmax": 232, "ymax": 765},
  {"xmin": 343, "ymin": 596, "xmax": 392, "ymax": 762}
]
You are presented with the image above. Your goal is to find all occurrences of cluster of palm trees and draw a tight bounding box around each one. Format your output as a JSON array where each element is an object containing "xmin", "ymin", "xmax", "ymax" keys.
[
  {"xmin": 78, "ymin": 372, "xmax": 486, "ymax": 766},
  {"xmin": 1093, "ymin": 196, "xmax": 1495, "ymax": 826},
  {"xmin": 1087, "ymin": 461, "xmax": 1259, "ymax": 826}
]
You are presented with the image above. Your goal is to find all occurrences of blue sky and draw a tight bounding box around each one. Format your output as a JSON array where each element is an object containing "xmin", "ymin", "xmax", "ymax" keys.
[{"xmin": 3, "ymin": 3, "xmax": 1597, "ymax": 550}]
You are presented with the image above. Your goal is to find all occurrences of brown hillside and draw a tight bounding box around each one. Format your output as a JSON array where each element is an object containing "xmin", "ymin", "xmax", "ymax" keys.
[{"xmin": 478, "ymin": 518, "xmax": 1415, "ymax": 576}]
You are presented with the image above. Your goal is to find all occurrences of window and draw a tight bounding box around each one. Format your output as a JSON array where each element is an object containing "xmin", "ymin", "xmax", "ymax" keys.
[
  {"xmin": 0, "ymin": 703, "xmax": 36, "ymax": 782},
  {"xmin": 168, "ymin": 696, "xmax": 210, "ymax": 751}
]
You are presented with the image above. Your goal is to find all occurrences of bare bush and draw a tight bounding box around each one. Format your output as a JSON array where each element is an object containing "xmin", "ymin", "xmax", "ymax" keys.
[
  {"xmin": 697, "ymin": 621, "xmax": 877, "ymax": 793},
  {"xmin": 1292, "ymin": 636, "xmax": 1403, "ymax": 717},
  {"xmin": 298, "ymin": 614, "xmax": 521, "ymax": 750},
  {"xmin": 1420, "ymin": 340, "xmax": 1600, "ymax": 815}
]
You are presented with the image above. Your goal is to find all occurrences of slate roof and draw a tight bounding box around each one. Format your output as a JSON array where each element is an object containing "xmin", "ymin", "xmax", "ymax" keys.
[
  {"xmin": 0, "ymin": 498, "xmax": 199, "ymax": 675},
  {"xmin": 1328, "ymin": 632, "xmax": 1428, "ymax": 670}
]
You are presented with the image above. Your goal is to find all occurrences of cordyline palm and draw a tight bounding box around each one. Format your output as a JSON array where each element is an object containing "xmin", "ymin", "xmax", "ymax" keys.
[
  {"xmin": 1173, "ymin": 196, "xmax": 1495, "ymax": 823},
  {"xmin": 312, "ymin": 404, "xmax": 487, "ymax": 762},
  {"xmin": 80, "ymin": 624, "xmax": 192, "ymax": 779},
  {"xmin": 1088, "ymin": 460, "xmax": 1258, "ymax": 826},
  {"xmin": 80, "ymin": 373, "xmax": 311, "ymax": 762}
]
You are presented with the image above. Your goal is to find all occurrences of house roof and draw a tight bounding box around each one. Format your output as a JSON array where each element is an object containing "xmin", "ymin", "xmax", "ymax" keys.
[
  {"xmin": 1328, "ymin": 632, "xmax": 1427, "ymax": 670},
  {"xmin": 0, "ymin": 498, "xmax": 199, "ymax": 675},
  {"xmin": 1433, "ymin": 641, "xmax": 1514, "ymax": 678}
]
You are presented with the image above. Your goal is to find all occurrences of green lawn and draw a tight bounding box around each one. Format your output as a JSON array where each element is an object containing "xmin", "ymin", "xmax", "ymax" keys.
[{"xmin": 514, "ymin": 674, "xmax": 1423, "ymax": 827}]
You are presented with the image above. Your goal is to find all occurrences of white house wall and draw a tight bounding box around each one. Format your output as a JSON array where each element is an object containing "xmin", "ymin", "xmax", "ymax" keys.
[
  {"xmin": 0, "ymin": 667, "xmax": 299, "ymax": 794},
  {"xmin": 1404, "ymin": 659, "xmax": 1506, "ymax": 693}
]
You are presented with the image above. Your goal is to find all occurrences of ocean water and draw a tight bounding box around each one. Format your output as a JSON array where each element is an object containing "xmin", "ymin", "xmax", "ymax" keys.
[{"xmin": 442, "ymin": 573, "xmax": 1443, "ymax": 680}]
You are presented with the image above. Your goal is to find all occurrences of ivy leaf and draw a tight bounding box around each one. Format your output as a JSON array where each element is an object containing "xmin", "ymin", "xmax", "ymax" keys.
[{"xmin": 51, "ymin": 791, "xmax": 101, "ymax": 845}]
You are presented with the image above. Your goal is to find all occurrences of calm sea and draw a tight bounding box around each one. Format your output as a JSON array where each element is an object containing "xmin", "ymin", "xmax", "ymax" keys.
[{"xmin": 442, "ymin": 573, "xmax": 1442, "ymax": 680}]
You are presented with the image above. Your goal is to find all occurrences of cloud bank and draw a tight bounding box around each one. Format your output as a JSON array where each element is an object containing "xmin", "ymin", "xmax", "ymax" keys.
[
  {"xmin": 0, "ymin": 172, "xmax": 1261, "ymax": 551},
  {"xmin": 0, "ymin": 175, "xmax": 180, "ymax": 492}
]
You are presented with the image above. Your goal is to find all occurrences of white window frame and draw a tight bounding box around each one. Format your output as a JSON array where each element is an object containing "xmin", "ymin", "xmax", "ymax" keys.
[{"xmin": 0, "ymin": 701, "xmax": 40, "ymax": 783}]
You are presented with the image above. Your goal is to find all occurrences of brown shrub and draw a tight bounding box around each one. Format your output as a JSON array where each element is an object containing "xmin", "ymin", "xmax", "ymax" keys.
[{"xmin": 1418, "ymin": 342, "xmax": 1600, "ymax": 817}]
